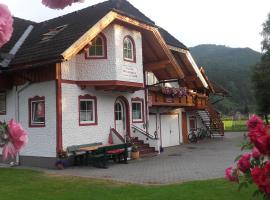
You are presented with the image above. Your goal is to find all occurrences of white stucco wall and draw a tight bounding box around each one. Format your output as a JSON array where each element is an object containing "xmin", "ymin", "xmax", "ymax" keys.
[
  {"xmin": 61, "ymin": 24, "xmax": 143, "ymax": 84},
  {"xmin": 61, "ymin": 83, "xmax": 145, "ymax": 149},
  {"xmin": 0, "ymin": 81, "xmax": 56, "ymax": 158},
  {"xmin": 114, "ymin": 24, "xmax": 143, "ymax": 83}
]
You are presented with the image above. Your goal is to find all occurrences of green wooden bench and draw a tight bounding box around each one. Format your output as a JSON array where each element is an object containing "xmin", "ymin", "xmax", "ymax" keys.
[
  {"xmin": 66, "ymin": 142, "xmax": 102, "ymax": 166},
  {"xmin": 89, "ymin": 143, "xmax": 128, "ymax": 168}
]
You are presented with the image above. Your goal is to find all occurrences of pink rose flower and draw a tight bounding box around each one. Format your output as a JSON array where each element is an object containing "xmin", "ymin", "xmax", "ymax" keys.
[
  {"xmin": 225, "ymin": 167, "xmax": 238, "ymax": 182},
  {"xmin": 237, "ymin": 153, "xmax": 251, "ymax": 173},
  {"xmin": 7, "ymin": 119, "xmax": 28, "ymax": 152},
  {"xmin": 251, "ymin": 162, "xmax": 270, "ymax": 196},
  {"xmin": 255, "ymin": 134, "xmax": 270, "ymax": 156},
  {"xmin": 252, "ymin": 147, "xmax": 261, "ymax": 159},
  {"xmin": 0, "ymin": 4, "xmax": 13, "ymax": 48},
  {"xmin": 247, "ymin": 115, "xmax": 265, "ymax": 132},
  {"xmin": 42, "ymin": 0, "xmax": 85, "ymax": 10}
]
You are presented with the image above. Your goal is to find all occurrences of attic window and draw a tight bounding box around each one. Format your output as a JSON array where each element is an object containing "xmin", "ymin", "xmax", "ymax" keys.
[{"xmin": 40, "ymin": 24, "xmax": 68, "ymax": 43}]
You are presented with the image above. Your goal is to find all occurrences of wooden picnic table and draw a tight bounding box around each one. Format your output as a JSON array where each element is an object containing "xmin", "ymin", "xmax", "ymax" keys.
[
  {"xmin": 78, "ymin": 143, "xmax": 128, "ymax": 168},
  {"xmin": 79, "ymin": 144, "xmax": 113, "ymax": 152}
]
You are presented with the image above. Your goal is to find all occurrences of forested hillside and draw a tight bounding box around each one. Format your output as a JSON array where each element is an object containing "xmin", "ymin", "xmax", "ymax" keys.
[{"xmin": 190, "ymin": 44, "xmax": 261, "ymax": 114}]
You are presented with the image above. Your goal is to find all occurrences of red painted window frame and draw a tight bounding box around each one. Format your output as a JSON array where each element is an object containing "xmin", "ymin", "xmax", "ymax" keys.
[
  {"xmin": 28, "ymin": 96, "xmax": 46, "ymax": 128},
  {"xmin": 0, "ymin": 91, "xmax": 6, "ymax": 115},
  {"xmin": 78, "ymin": 94, "xmax": 98, "ymax": 126},
  {"xmin": 85, "ymin": 33, "xmax": 107, "ymax": 59},
  {"xmin": 123, "ymin": 35, "xmax": 136, "ymax": 63},
  {"xmin": 131, "ymin": 97, "xmax": 144, "ymax": 123}
]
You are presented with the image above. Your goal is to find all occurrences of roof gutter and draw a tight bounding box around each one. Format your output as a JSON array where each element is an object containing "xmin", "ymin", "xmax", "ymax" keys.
[{"xmin": 0, "ymin": 25, "xmax": 34, "ymax": 68}]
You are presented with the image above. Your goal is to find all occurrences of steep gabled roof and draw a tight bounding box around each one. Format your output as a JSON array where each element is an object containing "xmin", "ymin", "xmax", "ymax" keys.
[
  {"xmin": 0, "ymin": 17, "xmax": 36, "ymax": 56},
  {"xmin": 0, "ymin": 0, "xmax": 188, "ymax": 67},
  {"xmin": 158, "ymin": 27, "xmax": 188, "ymax": 50}
]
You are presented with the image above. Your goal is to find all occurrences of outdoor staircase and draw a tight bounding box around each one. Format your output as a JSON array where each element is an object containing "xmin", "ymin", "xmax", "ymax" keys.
[
  {"xmin": 132, "ymin": 137, "xmax": 158, "ymax": 157},
  {"xmin": 196, "ymin": 102, "xmax": 224, "ymax": 136}
]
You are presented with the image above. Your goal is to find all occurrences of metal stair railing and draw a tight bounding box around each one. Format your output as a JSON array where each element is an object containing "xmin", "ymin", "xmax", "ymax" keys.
[{"xmin": 131, "ymin": 125, "xmax": 158, "ymax": 140}]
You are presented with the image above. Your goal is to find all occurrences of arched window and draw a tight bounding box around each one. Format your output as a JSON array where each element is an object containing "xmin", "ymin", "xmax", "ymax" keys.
[
  {"xmin": 86, "ymin": 33, "xmax": 107, "ymax": 59},
  {"xmin": 123, "ymin": 36, "xmax": 136, "ymax": 62}
]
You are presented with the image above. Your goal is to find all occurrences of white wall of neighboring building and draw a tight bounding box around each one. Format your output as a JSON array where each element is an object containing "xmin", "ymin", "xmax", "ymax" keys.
[
  {"xmin": 0, "ymin": 81, "xmax": 57, "ymax": 158},
  {"xmin": 61, "ymin": 24, "xmax": 143, "ymax": 84},
  {"xmin": 61, "ymin": 83, "xmax": 146, "ymax": 150}
]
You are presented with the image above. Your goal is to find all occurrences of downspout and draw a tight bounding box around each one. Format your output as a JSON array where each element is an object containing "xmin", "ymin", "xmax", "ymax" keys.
[
  {"xmin": 143, "ymin": 71, "xmax": 149, "ymax": 134},
  {"xmin": 14, "ymin": 82, "xmax": 31, "ymax": 165},
  {"xmin": 2, "ymin": 25, "xmax": 34, "ymax": 166}
]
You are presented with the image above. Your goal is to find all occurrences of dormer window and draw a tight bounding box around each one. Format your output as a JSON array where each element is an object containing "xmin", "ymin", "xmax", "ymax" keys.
[
  {"xmin": 123, "ymin": 36, "xmax": 136, "ymax": 62},
  {"xmin": 86, "ymin": 33, "xmax": 107, "ymax": 59}
]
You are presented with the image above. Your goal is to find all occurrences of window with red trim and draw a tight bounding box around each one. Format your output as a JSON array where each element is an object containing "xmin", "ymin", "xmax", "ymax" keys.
[
  {"xmin": 132, "ymin": 98, "xmax": 144, "ymax": 123},
  {"xmin": 29, "ymin": 96, "xmax": 45, "ymax": 127},
  {"xmin": 0, "ymin": 92, "xmax": 6, "ymax": 115},
  {"xmin": 85, "ymin": 34, "xmax": 107, "ymax": 59},
  {"xmin": 123, "ymin": 36, "xmax": 136, "ymax": 62},
  {"xmin": 79, "ymin": 95, "xmax": 97, "ymax": 126}
]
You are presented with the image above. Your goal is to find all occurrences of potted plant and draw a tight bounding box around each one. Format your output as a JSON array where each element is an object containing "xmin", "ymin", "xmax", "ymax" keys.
[
  {"xmin": 55, "ymin": 151, "xmax": 68, "ymax": 170},
  {"xmin": 131, "ymin": 145, "xmax": 140, "ymax": 160}
]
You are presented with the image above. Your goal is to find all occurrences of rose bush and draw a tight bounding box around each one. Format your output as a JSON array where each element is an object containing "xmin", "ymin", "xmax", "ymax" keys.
[
  {"xmin": 0, "ymin": 119, "xmax": 28, "ymax": 160},
  {"xmin": 0, "ymin": 4, "xmax": 13, "ymax": 48},
  {"xmin": 225, "ymin": 115, "xmax": 270, "ymax": 199},
  {"xmin": 42, "ymin": 0, "xmax": 85, "ymax": 10}
]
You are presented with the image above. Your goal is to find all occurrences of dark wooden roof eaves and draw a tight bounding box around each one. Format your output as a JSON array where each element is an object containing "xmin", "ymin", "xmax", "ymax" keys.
[
  {"xmin": 210, "ymin": 81, "xmax": 231, "ymax": 97},
  {"xmin": 158, "ymin": 27, "xmax": 188, "ymax": 50},
  {"xmin": 6, "ymin": 0, "xmax": 156, "ymax": 66}
]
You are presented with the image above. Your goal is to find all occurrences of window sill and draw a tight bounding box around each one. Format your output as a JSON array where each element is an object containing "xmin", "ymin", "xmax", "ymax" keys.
[
  {"xmin": 132, "ymin": 119, "xmax": 144, "ymax": 123},
  {"xmin": 79, "ymin": 122, "xmax": 98, "ymax": 126},
  {"xmin": 29, "ymin": 124, "xmax": 45, "ymax": 128},
  {"xmin": 124, "ymin": 58, "xmax": 136, "ymax": 63}
]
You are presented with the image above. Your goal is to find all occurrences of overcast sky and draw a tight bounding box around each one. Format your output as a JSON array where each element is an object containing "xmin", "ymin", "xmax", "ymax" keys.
[{"xmin": 1, "ymin": 0, "xmax": 270, "ymax": 52}]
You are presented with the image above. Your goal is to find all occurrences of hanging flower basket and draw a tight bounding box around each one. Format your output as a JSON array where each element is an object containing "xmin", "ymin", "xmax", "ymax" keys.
[
  {"xmin": 161, "ymin": 87, "xmax": 188, "ymax": 98},
  {"xmin": 0, "ymin": 119, "xmax": 28, "ymax": 161}
]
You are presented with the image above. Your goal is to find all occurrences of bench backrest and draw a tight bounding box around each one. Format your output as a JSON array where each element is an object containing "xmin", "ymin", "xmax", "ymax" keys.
[
  {"xmin": 67, "ymin": 142, "xmax": 103, "ymax": 153},
  {"xmin": 94, "ymin": 143, "xmax": 127, "ymax": 154}
]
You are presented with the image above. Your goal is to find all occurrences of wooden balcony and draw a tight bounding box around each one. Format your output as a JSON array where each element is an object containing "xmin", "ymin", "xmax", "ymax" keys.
[
  {"xmin": 148, "ymin": 87, "xmax": 208, "ymax": 108},
  {"xmin": 194, "ymin": 93, "xmax": 208, "ymax": 109}
]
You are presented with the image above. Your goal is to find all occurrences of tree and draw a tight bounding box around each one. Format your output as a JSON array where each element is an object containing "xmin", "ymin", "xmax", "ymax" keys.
[{"xmin": 252, "ymin": 13, "xmax": 270, "ymax": 124}]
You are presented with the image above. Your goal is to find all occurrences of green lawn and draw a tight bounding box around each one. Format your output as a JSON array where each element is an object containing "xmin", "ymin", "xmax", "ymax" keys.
[
  {"xmin": 223, "ymin": 120, "xmax": 247, "ymax": 132},
  {"xmin": 0, "ymin": 168, "xmax": 260, "ymax": 200}
]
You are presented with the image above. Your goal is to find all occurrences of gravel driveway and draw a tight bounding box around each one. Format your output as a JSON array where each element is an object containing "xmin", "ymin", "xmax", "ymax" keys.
[
  {"xmin": 46, "ymin": 133, "xmax": 247, "ymax": 184},
  {"xmin": 46, "ymin": 132, "xmax": 245, "ymax": 184}
]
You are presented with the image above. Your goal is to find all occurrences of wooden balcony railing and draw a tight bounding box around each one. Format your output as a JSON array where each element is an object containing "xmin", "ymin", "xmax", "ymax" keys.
[
  {"xmin": 194, "ymin": 94, "xmax": 208, "ymax": 109},
  {"xmin": 148, "ymin": 87, "xmax": 208, "ymax": 108}
]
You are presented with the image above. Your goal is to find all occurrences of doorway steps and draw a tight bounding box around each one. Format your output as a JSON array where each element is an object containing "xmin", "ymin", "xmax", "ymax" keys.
[{"xmin": 132, "ymin": 137, "xmax": 158, "ymax": 157}]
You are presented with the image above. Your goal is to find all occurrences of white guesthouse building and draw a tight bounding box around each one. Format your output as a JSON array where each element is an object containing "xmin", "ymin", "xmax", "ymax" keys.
[{"xmin": 0, "ymin": 0, "xmax": 224, "ymax": 168}]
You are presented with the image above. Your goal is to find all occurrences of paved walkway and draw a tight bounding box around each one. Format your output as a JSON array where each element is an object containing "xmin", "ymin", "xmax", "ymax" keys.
[{"xmin": 47, "ymin": 132, "xmax": 245, "ymax": 184}]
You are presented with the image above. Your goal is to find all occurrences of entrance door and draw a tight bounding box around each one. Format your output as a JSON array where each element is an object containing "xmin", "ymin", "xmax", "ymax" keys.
[
  {"xmin": 115, "ymin": 100, "xmax": 126, "ymax": 138},
  {"xmin": 160, "ymin": 114, "xmax": 180, "ymax": 147}
]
